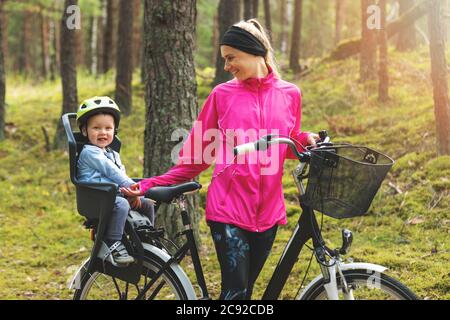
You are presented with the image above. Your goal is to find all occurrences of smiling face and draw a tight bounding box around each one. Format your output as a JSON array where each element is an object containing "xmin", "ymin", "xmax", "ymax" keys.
[
  {"xmin": 220, "ymin": 45, "xmax": 267, "ymax": 81},
  {"xmin": 82, "ymin": 113, "xmax": 115, "ymax": 150}
]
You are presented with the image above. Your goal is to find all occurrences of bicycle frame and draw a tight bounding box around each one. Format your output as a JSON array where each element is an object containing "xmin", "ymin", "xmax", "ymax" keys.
[
  {"xmin": 134, "ymin": 141, "xmax": 333, "ymax": 300},
  {"xmin": 134, "ymin": 199, "xmax": 326, "ymax": 301},
  {"xmin": 134, "ymin": 163, "xmax": 330, "ymax": 300},
  {"xmin": 262, "ymin": 200, "xmax": 326, "ymax": 299}
]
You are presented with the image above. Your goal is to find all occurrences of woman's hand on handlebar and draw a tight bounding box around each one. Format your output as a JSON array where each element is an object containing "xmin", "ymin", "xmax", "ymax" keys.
[{"xmin": 307, "ymin": 132, "xmax": 321, "ymax": 148}]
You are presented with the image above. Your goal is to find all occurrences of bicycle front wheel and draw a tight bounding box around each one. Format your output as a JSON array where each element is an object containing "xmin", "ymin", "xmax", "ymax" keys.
[
  {"xmin": 74, "ymin": 248, "xmax": 195, "ymax": 300},
  {"xmin": 299, "ymin": 269, "xmax": 419, "ymax": 300}
]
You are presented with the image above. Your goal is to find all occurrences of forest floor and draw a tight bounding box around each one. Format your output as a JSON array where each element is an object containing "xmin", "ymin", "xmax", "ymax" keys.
[{"xmin": 0, "ymin": 48, "xmax": 449, "ymax": 299}]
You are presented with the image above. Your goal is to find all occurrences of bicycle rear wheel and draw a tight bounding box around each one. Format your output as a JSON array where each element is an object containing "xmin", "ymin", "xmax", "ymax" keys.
[
  {"xmin": 73, "ymin": 248, "xmax": 195, "ymax": 300},
  {"xmin": 299, "ymin": 269, "xmax": 418, "ymax": 300}
]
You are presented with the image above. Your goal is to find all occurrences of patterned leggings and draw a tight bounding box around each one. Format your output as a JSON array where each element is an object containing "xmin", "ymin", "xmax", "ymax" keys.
[{"xmin": 208, "ymin": 221, "xmax": 278, "ymax": 300}]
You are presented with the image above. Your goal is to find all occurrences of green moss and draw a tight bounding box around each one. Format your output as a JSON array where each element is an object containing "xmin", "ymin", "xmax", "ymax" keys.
[
  {"xmin": 285, "ymin": 204, "xmax": 301, "ymax": 217},
  {"xmin": 392, "ymin": 152, "xmax": 434, "ymax": 176},
  {"xmin": 424, "ymin": 156, "xmax": 450, "ymax": 191}
]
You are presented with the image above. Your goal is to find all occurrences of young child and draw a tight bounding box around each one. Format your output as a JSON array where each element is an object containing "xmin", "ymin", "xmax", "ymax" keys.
[{"xmin": 76, "ymin": 96, "xmax": 155, "ymax": 266}]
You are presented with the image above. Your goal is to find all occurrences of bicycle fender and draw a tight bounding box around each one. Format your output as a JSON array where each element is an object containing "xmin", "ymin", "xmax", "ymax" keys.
[
  {"xmin": 141, "ymin": 243, "xmax": 197, "ymax": 300},
  {"xmin": 297, "ymin": 262, "xmax": 388, "ymax": 299},
  {"xmin": 68, "ymin": 257, "xmax": 90, "ymax": 290},
  {"xmin": 339, "ymin": 262, "xmax": 388, "ymax": 274}
]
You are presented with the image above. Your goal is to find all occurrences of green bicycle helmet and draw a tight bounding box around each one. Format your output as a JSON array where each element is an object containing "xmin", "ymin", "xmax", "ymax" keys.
[{"xmin": 76, "ymin": 96, "xmax": 121, "ymax": 130}]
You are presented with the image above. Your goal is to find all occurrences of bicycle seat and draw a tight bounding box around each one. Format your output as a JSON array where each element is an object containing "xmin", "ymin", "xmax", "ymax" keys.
[{"xmin": 144, "ymin": 182, "xmax": 202, "ymax": 204}]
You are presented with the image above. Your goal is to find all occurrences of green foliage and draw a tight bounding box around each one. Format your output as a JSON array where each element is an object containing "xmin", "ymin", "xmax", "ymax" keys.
[
  {"xmin": 196, "ymin": 67, "xmax": 215, "ymax": 99},
  {"xmin": 78, "ymin": 0, "xmax": 103, "ymax": 17},
  {"xmin": 195, "ymin": 0, "xmax": 219, "ymax": 69}
]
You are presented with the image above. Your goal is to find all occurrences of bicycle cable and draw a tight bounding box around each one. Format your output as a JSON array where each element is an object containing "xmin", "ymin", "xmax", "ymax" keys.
[
  {"xmin": 296, "ymin": 212, "xmax": 327, "ymax": 298},
  {"xmin": 296, "ymin": 244, "xmax": 315, "ymax": 298}
]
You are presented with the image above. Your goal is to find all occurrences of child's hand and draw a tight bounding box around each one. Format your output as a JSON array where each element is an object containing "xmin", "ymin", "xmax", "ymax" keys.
[
  {"xmin": 120, "ymin": 183, "xmax": 143, "ymax": 197},
  {"xmin": 128, "ymin": 196, "xmax": 142, "ymax": 210}
]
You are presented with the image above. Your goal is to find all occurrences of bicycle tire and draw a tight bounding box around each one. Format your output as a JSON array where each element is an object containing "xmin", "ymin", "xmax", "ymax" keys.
[
  {"xmin": 299, "ymin": 269, "xmax": 419, "ymax": 300},
  {"xmin": 73, "ymin": 247, "xmax": 195, "ymax": 300}
]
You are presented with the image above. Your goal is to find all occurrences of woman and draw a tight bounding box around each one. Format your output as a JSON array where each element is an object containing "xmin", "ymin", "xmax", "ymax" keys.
[{"xmin": 121, "ymin": 19, "xmax": 319, "ymax": 299}]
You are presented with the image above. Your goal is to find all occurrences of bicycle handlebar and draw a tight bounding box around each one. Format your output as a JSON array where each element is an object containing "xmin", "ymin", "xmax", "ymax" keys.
[{"xmin": 233, "ymin": 131, "xmax": 331, "ymax": 162}]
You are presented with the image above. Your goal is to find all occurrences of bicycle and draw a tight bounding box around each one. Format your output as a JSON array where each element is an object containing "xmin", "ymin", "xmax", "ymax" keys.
[{"xmin": 63, "ymin": 112, "xmax": 418, "ymax": 300}]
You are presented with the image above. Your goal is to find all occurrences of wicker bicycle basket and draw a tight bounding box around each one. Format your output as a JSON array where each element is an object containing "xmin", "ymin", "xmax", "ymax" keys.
[{"xmin": 304, "ymin": 145, "xmax": 394, "ymax": 219}]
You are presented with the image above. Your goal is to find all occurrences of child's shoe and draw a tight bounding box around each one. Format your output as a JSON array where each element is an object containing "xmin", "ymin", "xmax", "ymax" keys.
[{"xmin": 98, "ymin": 240, "xmax": 135, "ymax": 266}]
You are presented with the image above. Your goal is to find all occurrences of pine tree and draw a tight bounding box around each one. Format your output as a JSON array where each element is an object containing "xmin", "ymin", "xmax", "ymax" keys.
[
  {"xmin": 289, "ymin": 0, "xmax": 303, "ymax": 72},
  {"xmin": 0, "ymin": 0, "xmax": 5, "ymax": 141},
  {"xmin": 360, "ymin": 0, "xmax": 377, "ymax": 82},
  {"xmin": 54, "ymin": 0, "xmax": 78, "ymax": 150},
  {"xmin": 143, "ymin": 0, "xmax": 200, "ymax": 242},
  {"xmin": 378, "ymin": 0, "xmax": 389, "ymax": 102},
  {"xmin": 213, "ymin": 0, "xmax": 240, "ymax": 86},
  {"xmin": 115, "ymin": 0, "xmax": 134, "ymax": 115},
  {"xmin": 429, "ymin": 0, "xmax": 450, "ymax": 155}
]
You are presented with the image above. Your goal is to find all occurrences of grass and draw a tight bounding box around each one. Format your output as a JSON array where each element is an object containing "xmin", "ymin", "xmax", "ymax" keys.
[{"xmin": 0, "ymin": 48, "xmax": 449, "ymax": 299}]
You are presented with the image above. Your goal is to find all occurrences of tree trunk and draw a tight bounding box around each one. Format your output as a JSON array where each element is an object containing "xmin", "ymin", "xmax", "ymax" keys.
[
  {"xmin": 49, "ymin": 18, "xmax": 59, "ymax": 81},
  {"xmin": 0, "ymin": 1, "xmax": 5, "ymax": 141},
  {"xmin": 97, "ymin": 0, "xmax": 106, "ymax": 75},
  {"xmin": 429, "ymin": 0, "xmax": 450, "ymax": 155},
  {"xmin": 86, "ymin": 16, "xmax": 93, "ymax": 71},
  {"xmin": 335, "ymin": 0, "xmax": 347, "ymax": 45},
  {"xmin": 1, "ymin": 4, "xmax": 6, "ymax": 65},
  {"xmin": 235, "ymin": 0, "xmax": 241, "ymax": 19},
  {"xmin": 40, "ymin": 12, "xmax": 50, "ymax": 79},
  {"xmin": 140, "ymin": 21, "xmax": 146, "ymax": 84},
  {"xmin": 244, "ymin": 0, "xmax": 253, "ymax": 20},
  {"xmin": 378, "ymin": 0, "xmax": 389, "ymax": 102},
  {"xmin": 75, "ymin": 29, "xmax": 84, "ymax": 67},
  {"xmin": 252, "ymin": 0, "xmax": 259, "ymax": 18},
  {"xmin": 360, "ymin": 0, "xmax": 377, "ymax": 82},
  {"xmin": 263, "ymin": 0, "xmax": 271, "ymax": 36},
  {"xmin": 213, "ymin": 0, "xmax": 241, "ymax": 86},
  {"xmin": 54, "ymin": 0, "xmax": 78, "ymax": 150},
  {"xmin": 132, "ymin": 0, "xmax": 141, "ymax": 71},
  {"xmin": 326, "ymin": 0, "xmax": 430, "ymax": 62},
  {"xmin": 20, "ymin": 10, "xmax": 32, "ymax": 76},
  {"xmin": 397, "ymin": 0, "xmax": 417, "ymax": 51},
  {"xmin": 102, "ymin": 0, "xmax": 114, "ymax": 74},
  {"xmin": 289, "ymin": 0, "xmax": 303, "ymax": 72},
  {"xmin": 115, "ymin": 0, "xmax": 134, "ymax": 115},
  {"xmin": 143, "ymin": 0, "xmax": 200, "ymax": 243},
  {"xmin": 279, "ymin": 0, "xmax": 288, "ymax": 55},
  {"xmin": 89, "ymin": 16, "xmax": 98, "ymax": 75},
  {"xmin": 444, "ymin": 0, "xmax": 449, "ymax": 42}
]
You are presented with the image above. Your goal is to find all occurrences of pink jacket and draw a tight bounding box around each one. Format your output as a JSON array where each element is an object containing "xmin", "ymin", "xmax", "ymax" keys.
[{"xmin": 139, "ymin": 71, "xmax": 309, "ymax": 232}]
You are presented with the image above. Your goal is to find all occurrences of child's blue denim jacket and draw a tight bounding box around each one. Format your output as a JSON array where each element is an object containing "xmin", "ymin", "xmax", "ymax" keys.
[{"xmin": 77, "ymin": 144, "xmax": 135, "ymax": 188}]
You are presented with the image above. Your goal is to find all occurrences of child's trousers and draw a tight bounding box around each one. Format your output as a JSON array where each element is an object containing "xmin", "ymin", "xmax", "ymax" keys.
[{"xmin": 106, "ymin": 195, "xmax": 155, "ymax": 241}]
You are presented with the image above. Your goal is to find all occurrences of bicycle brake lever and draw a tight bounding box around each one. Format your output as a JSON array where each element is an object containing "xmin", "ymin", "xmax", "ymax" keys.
[{"xmin": 339, "ymin": 229, "xmax": 353, "ymax": 255}]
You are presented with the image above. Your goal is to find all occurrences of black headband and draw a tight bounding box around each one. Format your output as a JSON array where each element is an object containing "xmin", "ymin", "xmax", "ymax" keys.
[{"xmin": 220, "ymin": 26, "xmax": 267, "ymax": 57}]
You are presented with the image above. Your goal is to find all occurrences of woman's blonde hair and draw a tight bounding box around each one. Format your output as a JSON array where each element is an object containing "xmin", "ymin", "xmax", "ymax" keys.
[{"xmin": 233, "ymin": 19, "xmax": 280, "ymax": 78}]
